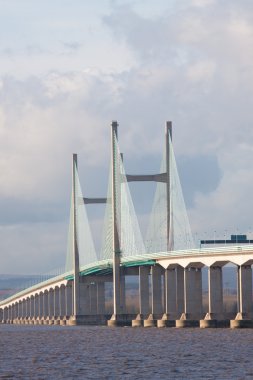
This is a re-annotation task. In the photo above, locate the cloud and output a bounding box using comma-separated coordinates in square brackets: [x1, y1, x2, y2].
[191, 0, 216, 7]
[178, 154, 222, 208]
[61, 41, 83, 52]
[103, 1, 253, 239]
[1, 1, 253, 273]
[0, 222, 67, 274]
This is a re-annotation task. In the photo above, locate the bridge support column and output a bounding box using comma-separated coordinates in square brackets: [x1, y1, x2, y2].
[24, 298, 29, 323]
[26, 298, 30, 323]
[139, 266, 150, 316]
[46, 289, 54, 324]
[59, 285, 66, 323]
[120, 272, 126, 314]
[14, 303, 17, 323]
[90, 283, 97, 315]
[14, 304, 18, 323]
[30, 296, 35, 323]
[2, 307, 7, 323]
[22, 300, 26, 321]
[33, 295, 39, 323]
[15, 302, 18, 322]
[37, 293, 44, 323]
[176, 265, 184, 316]
[42, 291, 48, 323]
[14, 303, 17, 321]
[231, 265, 253, 328]
[6, 307, 9, 323]
[8, 305, 12, 323]
[6, 306, 9, 323]
[97, 282, 105, 315]
[12, 303, 16, 323]
[7, 306, 10, 323]
[11, 304, 14, 322]
[22, 300, 25, 320]
[79, 283, 89, 315]
[7, 305, 11, 323]
[17, 301, 21, 323]
[54, 287, 60, 323]
[151, 265, 163, 317]
[176, 267, 203, 327]
[132, 266, 150, 327]
[200, 266, 227, 328]
[158, 267, 176, 327]
[12, 305, 15, 323]
[165, 268, 176, 315]
[18, 302, 21, 320]
[69, 280, 96, 325]
[17, 302, 21, 321]
[20, 301, 23, 322]
[10, 304, 13, 322]
[16, 302, 20, 322]
[5, 307, 8, 323]
[12, 303, 16, 322]
[2, 307, 5, 323]
[66, 283, 73, 318]
[144, 265, 163, 327]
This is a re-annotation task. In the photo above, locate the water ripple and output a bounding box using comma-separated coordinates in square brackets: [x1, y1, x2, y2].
[0, 325, 252, 379]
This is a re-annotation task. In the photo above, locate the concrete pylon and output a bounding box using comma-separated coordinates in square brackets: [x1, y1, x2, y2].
[157, 267, 176, 327]
[108, 121, 126, 327]
[69, 154, 81, 325]
[176, 266, 203, 328]
[97, 282, 105, 314]
[231, 265, 253, 328]
[132, 265, 150, 327]
[165, 121, 173, 251]
[144, 265, 163, 327]
[200, 265, 229, 328]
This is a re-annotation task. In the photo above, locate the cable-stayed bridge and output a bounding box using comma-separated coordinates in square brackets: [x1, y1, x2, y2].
[0, 121, 252, 328]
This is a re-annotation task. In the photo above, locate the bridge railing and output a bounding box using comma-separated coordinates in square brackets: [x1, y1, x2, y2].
[0, 270, 73, 306]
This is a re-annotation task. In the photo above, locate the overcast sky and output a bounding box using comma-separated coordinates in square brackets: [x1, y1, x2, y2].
[1, 0, 253, 274]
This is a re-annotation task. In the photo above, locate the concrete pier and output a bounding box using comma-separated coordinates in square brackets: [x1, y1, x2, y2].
[231, 265, 253, 328]
[132, 266, 150, 326]
[97, 282, 105, 315]
[157, 267, 176, 327]
[1, 259, 252, 328]
[176, 266, 203, 328]
[200, 265, 227, 328]
[144, 265, 163, 327]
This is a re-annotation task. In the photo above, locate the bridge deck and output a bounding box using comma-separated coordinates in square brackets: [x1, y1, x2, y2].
[1, 244, 253, 306]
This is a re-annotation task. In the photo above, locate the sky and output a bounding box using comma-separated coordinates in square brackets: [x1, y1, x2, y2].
[1, 0, 253, 274]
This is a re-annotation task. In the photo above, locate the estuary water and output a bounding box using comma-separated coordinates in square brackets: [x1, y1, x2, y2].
[0, 325, 252, 379]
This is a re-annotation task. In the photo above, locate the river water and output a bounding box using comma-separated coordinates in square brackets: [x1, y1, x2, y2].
[0, 325, 252, 379]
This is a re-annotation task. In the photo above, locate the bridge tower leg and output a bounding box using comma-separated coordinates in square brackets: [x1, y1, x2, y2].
[69, 153, 81, 325]
[166, 121, 173, 252]
[156, 122, 175, 328]
[108, 121, 125, 327]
